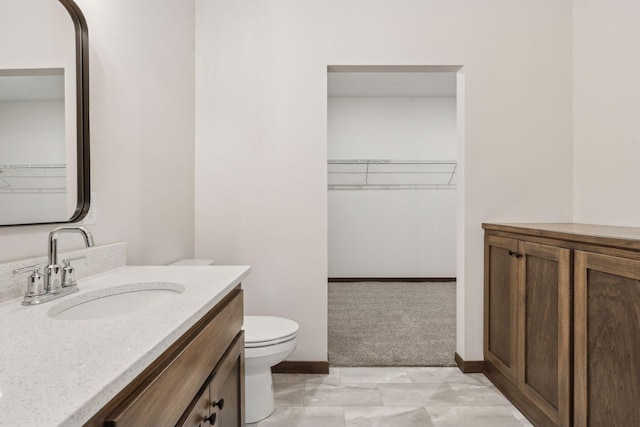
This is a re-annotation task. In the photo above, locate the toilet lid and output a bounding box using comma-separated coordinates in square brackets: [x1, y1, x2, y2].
[243, 316, 299, 345]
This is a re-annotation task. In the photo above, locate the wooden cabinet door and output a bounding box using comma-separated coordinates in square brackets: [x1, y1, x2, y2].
[485, 235, 519, 380]
[517, 242, 571, 427]
[178, 387, 212, 427]
[575, 251, 640, 426]
[209, 332, 245, 427]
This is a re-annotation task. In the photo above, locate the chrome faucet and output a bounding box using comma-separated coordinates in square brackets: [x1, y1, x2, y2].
[46, 226, 94, 292]
[16, 226, 95, 305]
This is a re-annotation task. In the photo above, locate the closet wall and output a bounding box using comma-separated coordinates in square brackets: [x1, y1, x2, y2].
[328, 93, 457, 278]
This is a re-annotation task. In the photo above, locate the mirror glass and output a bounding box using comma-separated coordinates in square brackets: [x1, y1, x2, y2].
[0, 0, 89, 226]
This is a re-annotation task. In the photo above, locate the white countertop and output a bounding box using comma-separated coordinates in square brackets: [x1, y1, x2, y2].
[0, 265, 250, 427]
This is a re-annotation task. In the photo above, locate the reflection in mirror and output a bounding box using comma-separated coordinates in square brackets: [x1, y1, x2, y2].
[0, 69, 68, 223]
[0, 0, 89, 226]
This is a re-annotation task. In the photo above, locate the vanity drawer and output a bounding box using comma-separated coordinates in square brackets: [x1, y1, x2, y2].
[105, 289, 243, 427]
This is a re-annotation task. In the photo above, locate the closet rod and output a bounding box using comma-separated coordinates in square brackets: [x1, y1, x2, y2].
[0, 163, 66, 169]
[328, 184, 455, 190]
[328, 159, 457, 189]
[0, 188, 66, 194]
[328, 159, 455, 164]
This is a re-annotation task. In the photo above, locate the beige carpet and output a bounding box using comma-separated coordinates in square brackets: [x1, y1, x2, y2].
[328, 281, 457, 367]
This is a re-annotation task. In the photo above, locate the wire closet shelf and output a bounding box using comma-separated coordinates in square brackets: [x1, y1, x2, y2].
[328, 159, 456, 190]
[0, 163, 67, 193]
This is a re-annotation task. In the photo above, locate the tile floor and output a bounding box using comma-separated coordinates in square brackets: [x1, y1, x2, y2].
[247, 367, 534, 427]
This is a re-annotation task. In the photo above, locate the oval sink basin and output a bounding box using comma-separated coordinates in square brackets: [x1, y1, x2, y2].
[48, 282, 185, 321]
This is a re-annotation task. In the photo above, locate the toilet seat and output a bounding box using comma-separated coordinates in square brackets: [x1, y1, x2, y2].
[243, 315, 299, 348]
[245, 332, 298, 348]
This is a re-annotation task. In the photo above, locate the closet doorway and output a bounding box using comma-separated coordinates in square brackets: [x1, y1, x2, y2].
[327, 67, 459, 367]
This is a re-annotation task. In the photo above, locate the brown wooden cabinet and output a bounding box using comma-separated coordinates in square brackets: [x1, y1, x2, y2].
[85, 286, 244, 427]
[484, 235, 519, 381]
[209, 330, 245, 427]
[517, 241, 571, 427]
[180, 388, 212, 427]
[485, 235, 571, 426]
[484, 223, 640, 427]
[178, 333, 245, 427]
[574, 251, 640, 427]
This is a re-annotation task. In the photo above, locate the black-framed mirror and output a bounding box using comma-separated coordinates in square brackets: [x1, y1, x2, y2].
[0, 0, 89, 227]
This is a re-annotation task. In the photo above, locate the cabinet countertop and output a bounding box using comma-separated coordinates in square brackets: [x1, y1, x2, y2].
[483, 222, 640, 251]
[0, 265, 250, 427]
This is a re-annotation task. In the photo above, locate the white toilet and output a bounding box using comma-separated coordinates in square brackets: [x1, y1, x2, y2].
[168, 260, 299, 423]
[243, 315, 299, 423]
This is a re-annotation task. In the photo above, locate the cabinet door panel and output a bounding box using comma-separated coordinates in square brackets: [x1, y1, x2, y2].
[485, 235, 519, 380]
[210, 332, 245, 427]
[575, 252, 640, 426]
[518, 242, 571, 427]
[178, 387, 211, 427]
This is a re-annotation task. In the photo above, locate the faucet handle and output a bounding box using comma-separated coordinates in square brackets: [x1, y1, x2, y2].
[61, 256, 86, 288]
[13, 264, 42, 275]
[13, 264, 46, 297]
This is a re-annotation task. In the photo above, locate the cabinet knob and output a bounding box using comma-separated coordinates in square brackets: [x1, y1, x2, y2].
[212, 398, 224, 410]
[205, 412, 217, 425]
[508, 250, 523, 258]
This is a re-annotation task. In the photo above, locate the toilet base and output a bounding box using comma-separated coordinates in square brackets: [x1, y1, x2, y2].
[245, 369, 275, 423]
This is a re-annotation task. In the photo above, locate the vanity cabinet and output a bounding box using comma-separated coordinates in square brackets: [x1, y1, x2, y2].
[484, 223, 640, 427]
[85, 286, 244, 427]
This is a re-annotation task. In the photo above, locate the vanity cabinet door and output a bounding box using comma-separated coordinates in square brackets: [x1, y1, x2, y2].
[574, 251, 640, 426]
[484, 235, 519, 381]
[178, 387, 212, 427]
[517, 242, 571, 427]
[209, 332, 245, 427]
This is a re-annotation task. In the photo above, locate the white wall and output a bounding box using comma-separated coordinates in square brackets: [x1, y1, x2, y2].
[328, 97, 456, 159]
[573, 0, 640, 226]
[329, 190, 456, 277]
[0, 101, 65, 163]
[328, 96, 456, 278]
[195, 0, 573, 361]
[0, 0, 195, 265]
